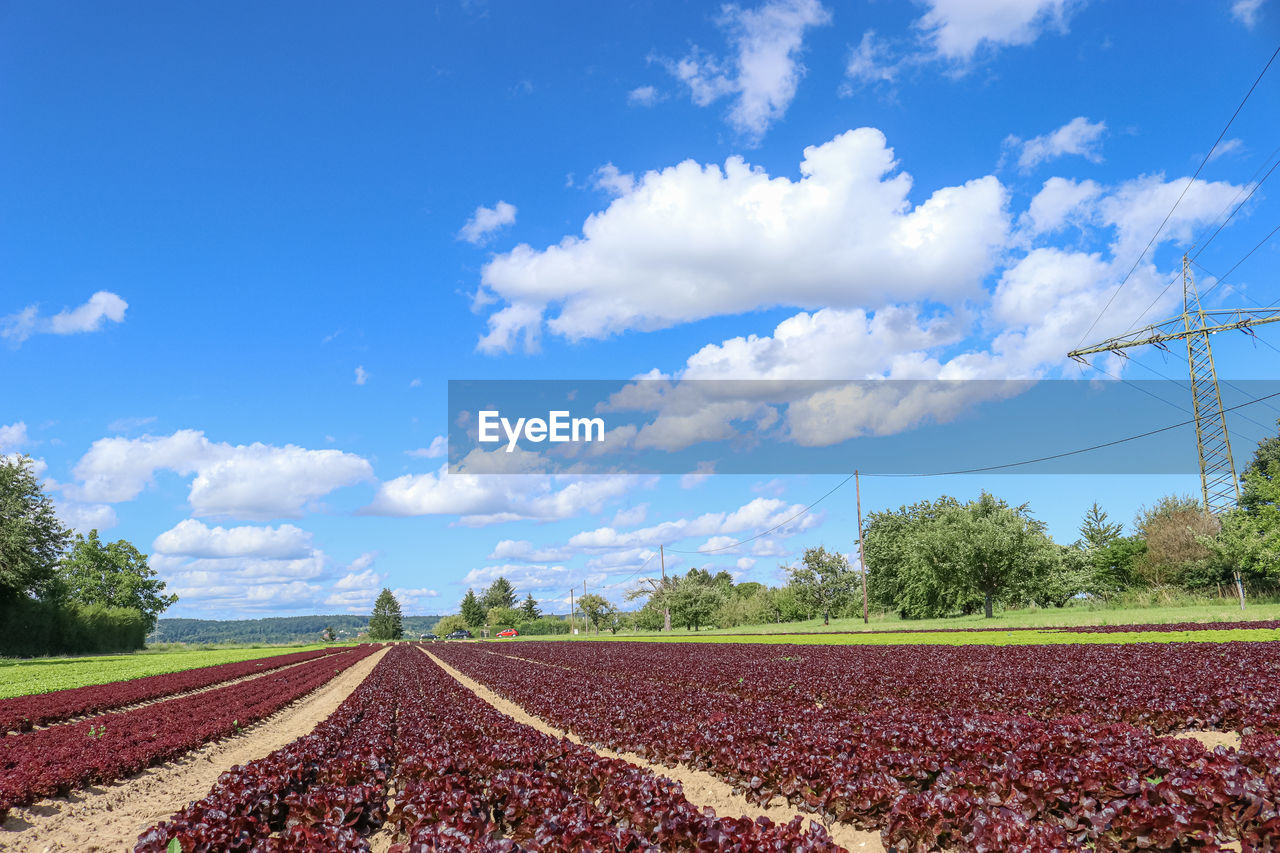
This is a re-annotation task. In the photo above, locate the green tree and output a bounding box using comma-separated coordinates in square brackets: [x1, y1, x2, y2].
[481, 576, 516, 610]
[0, 455, 70, 602]
[59, 531, 177, 631]
[863, 496, 963, 618]
[1240, 421, 1280, 514]
[669, 579, 725, 631]
[577, 593, 615, 634]
[460, 588, 486, 628]
[1033, 546, 1092, 608]
[1089, 536, 1147, 596]
[433, 614, 469, 635]
[487, 605, 521, 629]
[368, 588, 403, 640]
[518, 592, 541, 621]
[1133, 494, 1217, 587]
[923, 492, 1058, 618]
[786, 546, 856, 624]
[323, 625, 336, 642]
[1079, 502, 1123, 549]
[625, 573, 677, 631]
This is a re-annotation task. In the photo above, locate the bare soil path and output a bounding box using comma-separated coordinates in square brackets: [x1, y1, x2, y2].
[0, 646, 388, 853]
[422, 648, 885, 852]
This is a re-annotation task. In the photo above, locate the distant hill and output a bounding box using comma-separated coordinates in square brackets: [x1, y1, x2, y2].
[153, 614, 442, 645]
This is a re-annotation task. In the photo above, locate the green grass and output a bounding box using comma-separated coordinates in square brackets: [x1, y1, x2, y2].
[0, 643, 338, 699]
[563, 626, 1280, 646]
[543, 598, 1280, 642]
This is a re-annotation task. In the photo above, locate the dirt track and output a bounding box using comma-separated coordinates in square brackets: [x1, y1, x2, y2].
[0, 646, 388, 853]
[423, 648, 885, 852]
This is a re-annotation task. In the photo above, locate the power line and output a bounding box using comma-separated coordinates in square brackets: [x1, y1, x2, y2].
[665, 472, 856, 554]
[1122, 146, 1280, 333]
[1075, 42, 1280, 348]
[656, 390, 1280, 559]
[866, 389, 1280, 477]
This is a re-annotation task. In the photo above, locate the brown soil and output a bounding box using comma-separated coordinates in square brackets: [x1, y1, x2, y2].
[1170, 729, 1243, 751]
[0, 646, 389, 853]
[422, 649, 884, 852]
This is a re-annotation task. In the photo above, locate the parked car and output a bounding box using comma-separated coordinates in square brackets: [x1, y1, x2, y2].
[446, 629, 472, 639]
[420, 633, 437, 641]
[496, 628, 519, 638]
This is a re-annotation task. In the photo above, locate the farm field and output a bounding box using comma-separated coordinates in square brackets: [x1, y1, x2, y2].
[0, 643, 343, 699]
[4, 635, 1279, 851]
[606, 600, 1280, 638]
[568, 625, 1280, 645]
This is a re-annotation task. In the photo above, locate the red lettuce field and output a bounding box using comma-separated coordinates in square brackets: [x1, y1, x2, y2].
[0, 644, 378, 817]
[431, 641, 1280, 851]
[9, 637, 1280, 851]
[136, 644, 840, 853]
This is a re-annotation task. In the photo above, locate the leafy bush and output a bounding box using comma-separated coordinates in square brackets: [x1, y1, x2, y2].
[0, 597, 148, 658]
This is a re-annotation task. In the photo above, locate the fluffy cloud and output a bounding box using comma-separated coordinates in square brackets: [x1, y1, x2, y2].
[407, 436, 448, 459]
[362, 464, 644, 526]
[566, 496, 819, 551]
[661, 0, 830, 143]
[916, 0, 1079, 62]
[1023, 177, 1102, 235]
[2, 291, 128, 345]
[354, 366, 369, 385]
[599, 167, 1247, 449]
[0, 422, 27, 452]
[153, 519, 314, 560]
[477, 129, 1009, 351]
[460, 563, 570, 592]
[70, 429, 374, 520]
[58, 502, 118, 533]
[627, 85, 661, 106]
[393, 587, 441, 614]
[488, 540, 575, 562]
[158, 550, 382, 617]
[842, 30, 898, 89]
[1232, 0, 1265, 27]
[1013, 117, 1107, 171]
[459, 201, 518, 244]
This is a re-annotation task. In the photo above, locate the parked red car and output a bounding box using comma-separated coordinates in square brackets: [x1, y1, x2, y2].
[496, 628, 519, 638]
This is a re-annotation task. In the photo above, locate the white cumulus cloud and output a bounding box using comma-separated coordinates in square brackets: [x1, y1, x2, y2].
[1013, 116, 1107, 171]
[661, 0, 831, 143]
[459, 201, 518, 244]
[916, 0, 1079, 63]
[2, 291, 128, 345]
[476, 128, 1009, 352]
[153, 519, 315, 560]
[69, 429, 374, 520]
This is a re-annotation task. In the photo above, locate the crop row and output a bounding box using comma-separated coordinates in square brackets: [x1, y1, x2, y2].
[0, 645, 351, 734]
[432, 643, 1280, 851]
[766, 619, 1280, 636]
[486, 640, 1280, 735]
[138, 644, 843, 852]
[0, 643, 378, 819]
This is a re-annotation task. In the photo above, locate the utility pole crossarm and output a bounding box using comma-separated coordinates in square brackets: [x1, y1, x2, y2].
[1067, 308, 1280, 361]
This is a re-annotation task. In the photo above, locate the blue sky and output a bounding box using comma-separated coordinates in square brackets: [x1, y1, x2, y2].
[3, 0, 1279, 619]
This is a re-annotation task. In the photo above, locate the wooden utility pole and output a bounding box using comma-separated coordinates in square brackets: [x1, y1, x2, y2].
[660, 544, 671, 632]
[855, 470, 868, 624]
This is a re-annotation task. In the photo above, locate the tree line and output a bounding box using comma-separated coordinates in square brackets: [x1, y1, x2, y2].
[1, 455, 177, 656]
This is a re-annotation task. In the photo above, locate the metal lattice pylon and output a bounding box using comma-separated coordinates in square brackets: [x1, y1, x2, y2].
[1069, 254, 1280, 515]
[1181, 257, 1242, 515]
[1069, 255, 1280, 609]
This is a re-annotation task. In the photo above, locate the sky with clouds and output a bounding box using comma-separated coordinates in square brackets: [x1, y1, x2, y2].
[3, 0, 1279, 620]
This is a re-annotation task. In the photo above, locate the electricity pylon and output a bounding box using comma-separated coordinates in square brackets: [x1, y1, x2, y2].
[1068, 255, 1280, 608]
